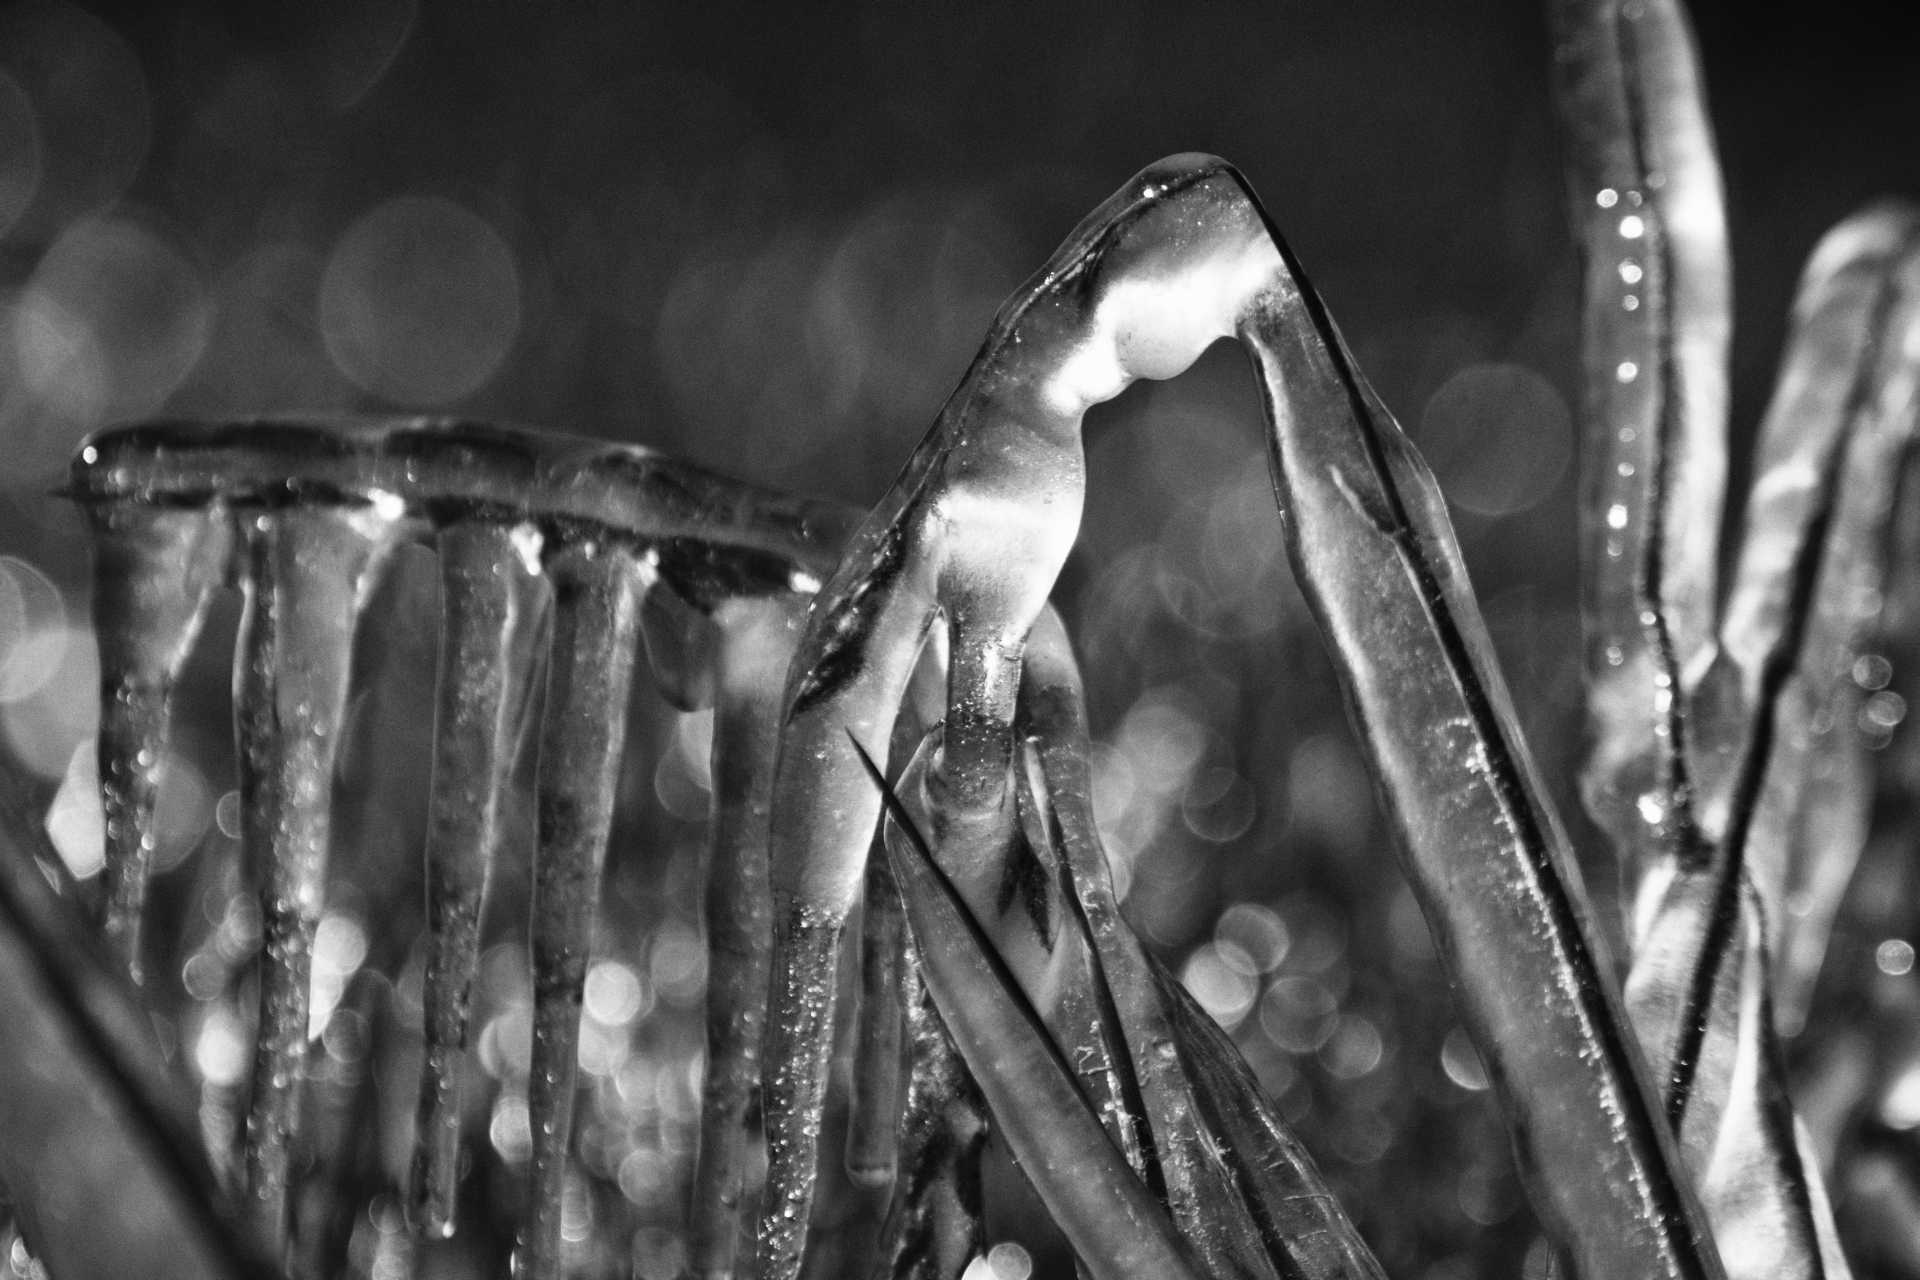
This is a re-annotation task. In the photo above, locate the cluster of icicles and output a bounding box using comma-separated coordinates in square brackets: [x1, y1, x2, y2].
[69, 418, 854, 1276]
[59, 0, 1920, 1275]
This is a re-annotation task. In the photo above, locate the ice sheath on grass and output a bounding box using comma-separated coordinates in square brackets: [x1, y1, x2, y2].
[1554, 0, 1920, 1274]
[756, 151, 1720, 1280]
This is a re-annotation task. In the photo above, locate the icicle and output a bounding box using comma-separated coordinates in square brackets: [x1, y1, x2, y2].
[234, 499, 401, 1248]
[683, 593, 800, 1280]
[847, 836, 908, 1192]
[762, 154, 1714, 1280]
[518, 539, 643, 1280]
[845, 651, 948, 1198]
[408, 519, 547, 1238]
[1548, 0, 1731, 867]
[79, 499, 232, 980]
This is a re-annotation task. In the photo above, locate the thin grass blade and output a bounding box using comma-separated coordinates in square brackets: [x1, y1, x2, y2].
[853, 737, 1207, 1280]
[1019, 610, 1384, 1280]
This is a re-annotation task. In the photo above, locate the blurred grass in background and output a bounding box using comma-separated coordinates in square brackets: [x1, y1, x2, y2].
[0, 1, 1916, 1276]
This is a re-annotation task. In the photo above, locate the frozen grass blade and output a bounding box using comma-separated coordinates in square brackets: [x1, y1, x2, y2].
[519, 540, 643, 1280]
[77, 498, 230, 982]
[878, 963, 989, 1280]
[1019, 612, 1385, 1280]
[1613, 209, 1920, 1280]
[1697, 884, 1851, 1280]
[1549, 0, 1730, 866]
[1619, 208, 1920, 1116]
[1710, 209, 1920, 1026]
[408, 519, 547, 1238]
[852, 737, 1208, 1280]
[1553, 4, 1896, 1272]
[761, 153, 1718, 1280]
[235, 501, 402, 1247]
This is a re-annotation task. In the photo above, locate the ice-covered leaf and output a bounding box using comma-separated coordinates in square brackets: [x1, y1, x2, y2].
[1548, 0, 1730, 867]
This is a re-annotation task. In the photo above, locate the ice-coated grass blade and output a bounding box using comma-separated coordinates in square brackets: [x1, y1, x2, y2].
[1239, 203, 1717, 1280]
[519, 540, 643, 1280]
[78, 499, 231, 982]
[1019, 609, 1386, 1280]
[1708, 209, 1920, 1026]
[1697, 884, 1851, 1280]
[761, 153, 1718, 1280]
[235, 501, 401, 1248]
[1548, 0, 1730, 866]
[878, 964, 989, 1280]
[1613, 209, 1920, 1280]
[852, 738, 1207, 1280]
[1554, 7, 1918, 1264]
[408, 519, 547, 1238]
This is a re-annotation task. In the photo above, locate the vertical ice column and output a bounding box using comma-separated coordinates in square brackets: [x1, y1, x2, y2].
[84, 501, 231, 980]
[844, 846, 906, 1192]
[234, 502, 400, 1248]
[687, 595, 798, 1280]
[519, 540, 643, 1280]
[408, 520, 547, 1237]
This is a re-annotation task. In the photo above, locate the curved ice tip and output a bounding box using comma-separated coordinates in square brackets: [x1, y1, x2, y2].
[1798, 200, 1920, 303]
[1039, 153, 1243, 276]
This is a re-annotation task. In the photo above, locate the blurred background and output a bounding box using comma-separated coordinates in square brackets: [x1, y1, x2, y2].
[1, 0, 1919, 1277]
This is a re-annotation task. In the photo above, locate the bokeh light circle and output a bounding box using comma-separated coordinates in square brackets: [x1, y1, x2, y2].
[0, 74, 41, 238]
[14, 216, 210, 448]
[0, 0, 149, 230]
[320, 195, 521, 404]
[1417, 362, 1572, 518]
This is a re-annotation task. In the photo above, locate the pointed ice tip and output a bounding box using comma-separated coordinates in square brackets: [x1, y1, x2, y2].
[847, 732, 926, 853]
